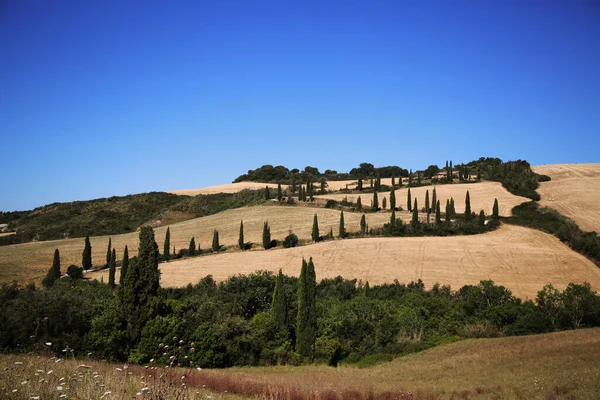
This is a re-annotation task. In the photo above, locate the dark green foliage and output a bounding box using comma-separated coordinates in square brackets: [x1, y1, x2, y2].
[465, 191, 472, 220]
[432, 188, 437, 213]
[390, 209, 396, 227]
[389, 188, 396, 210]
[106, 238, 112, 268]
[239, 220, 245, 250]
[263, 222, 271, 250]
[82, 234, 92, 270]
[188, 237, 197, 256]
[425, 190, 430, 214]
[445, 200, 451, 223]
[484, 160, 543, 200]
[372, 191, 379, 211]
[108, 248, 117, 288]
[283, 233, 299, 248]
[411, 199, 419, 227]
[356, 196, 362, 210]
[479, 210, 486, 226]
[435, 200, 442, 225]
[121, 226, 160, 342]
[297, 258, 317, 358]
[120, 246, 129, 286]
[67, 264, 83, 280]
[382, 197, 387, 210]
[339, 211, 346, 238]
[265, 186, 271, 201]
[163, 228, 170, 261]
[271, 269, 288, 335]
[407, 189, 412, 212]
[493, 198, 499, 220]
[360, 214, 367, 234]
[212, 230, 220, 252]
[42, 249, 61, 288]
[277, 183, 283, 201]
[312, 214, 320, 242]
[357, 177, 363, 191]
[450, 197, 455, 218]
[320, 178, 327, 194]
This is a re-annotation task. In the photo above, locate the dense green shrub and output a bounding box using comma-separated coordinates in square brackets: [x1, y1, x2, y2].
[283, 233, 299, 248]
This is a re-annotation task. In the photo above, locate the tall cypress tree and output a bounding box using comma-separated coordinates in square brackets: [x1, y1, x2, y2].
[296, 258, 317, 359]
[479, 210, 486, 226]
[106, 238, 112, 268]
[407, 188, 412, 212]
[312, 214, 320, 242]
[108, 248, 117, 288]
[372, 191, 379, 211]
[450, 197, 455, 217]
[239, 220, 245, 250]
[163, 228, 170, 261]
[122, 226, 160, 342]
[409, 169, 413, 185]
[382, 197, 387, 210]
[265, 186, 271, 200]
[492, 198, 499, 220]
[339, 211, 346, 238]
[271, 268, 287, 336]
[357, 177, 363, 191]
[390, 188, 396, 210]
[411, 199, 419, 227]
[391, 176, 396, 188]
[431, 188, 437, 214]
[465, 191, 472, 220]
[445, 200, 451, 223]
[263, 221, 271, 249]
[360, 214, 367, 234]
[435, 200, 442, 225]
[356, 196, 362, 211]
[212, 230, 220, 252]
[188, 237, 196, 256]
[277, 183, 283, 201]
[82, 234, 92, 270]
[120, 245, 129, 287]
[42, 249, 61, 288]
[390, 209, 396, 227]
[425, 190, 430, 214]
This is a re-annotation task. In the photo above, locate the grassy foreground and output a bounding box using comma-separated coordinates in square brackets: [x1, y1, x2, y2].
[1, 328, 599, 399]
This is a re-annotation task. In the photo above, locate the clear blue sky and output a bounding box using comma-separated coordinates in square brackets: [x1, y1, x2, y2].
[1, 0, 599, 211]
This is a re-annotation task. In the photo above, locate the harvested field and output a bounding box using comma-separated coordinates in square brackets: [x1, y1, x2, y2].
[168, 181, 279, 196]
[533, 163, 600, 233]
[316, 181, 529, 216]
[97, 224, 600, 300]
[0, 206, 397, 284]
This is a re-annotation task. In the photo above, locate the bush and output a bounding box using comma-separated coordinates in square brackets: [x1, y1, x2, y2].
[324, 199, 338, 209]
[283, 233, 299, 248]
[66, 265, 84, 280]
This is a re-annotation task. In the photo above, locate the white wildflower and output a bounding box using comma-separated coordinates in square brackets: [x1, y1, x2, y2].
[57, 386, 63, 391]
[14, 361, 23, 365]
[45, 342, 52, 346]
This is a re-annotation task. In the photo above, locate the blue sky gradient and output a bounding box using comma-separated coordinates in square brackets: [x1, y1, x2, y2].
[1, 0, 599, 211]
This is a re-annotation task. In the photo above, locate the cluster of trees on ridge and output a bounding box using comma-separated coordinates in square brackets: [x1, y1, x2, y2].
[1, 226, 599, 368]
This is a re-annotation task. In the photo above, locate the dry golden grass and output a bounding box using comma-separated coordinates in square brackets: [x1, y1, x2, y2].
[0, 232, 15, 238]
[315, 181, 529, 217]
[0, 206, 397, 285]
[96, 224, 600, 300]
[203, 328, 600, 399]
[532, 163, 600, 233]
[168, 182, 279, 196]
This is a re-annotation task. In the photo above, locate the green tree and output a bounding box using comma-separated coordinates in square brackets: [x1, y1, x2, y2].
[188, 237, 196, 256]
[312, 214, 320, 242]
[425, 190, 430, 214]
[390, 188, 396, 210]
[42, 249, 61, 288]
[408, 169, 413, 185]
[431, 188, 437, 214]
[320, 178, 327, 194]
[375, 175, 381, 191]
[212, 230, 220, 252]
[263, 222, 271, 250]
[372, 191, 379, 211]
[391, 176, 396, 188]
[390, 209, 396, 227]
[108, 248, 117, 288]
[357, 177, 363, 191]
[271, 269, 287, 336]
[120, 245, 129, 287]
[450, 197, 455, 217]
[382, 197, 387, 210]
[121, 226, 161, 342]
[492, 198, 499, 220]
[407, 188, 412, 212]
[411, 199, 419, 227]
[296, 258, 317, 358]
[356, 196, 362, 211]
[417, 172, 421, 185]
[445, 200, 451, 223]
[265, 186, 271, 201]
[360, 214, 367, 234]
[465, 191, 472, 220]
[339, 211, 346, 238]
[291, 176, 297, 194]
[239, 220, 245, 250]
[435, 200, 442, 225]
[163, 227, 170, 261]
[478, 210, 486, 226]
[106, 237, 112, 268]
[277, 183, 283, 201]
[82, 233, 92, 270]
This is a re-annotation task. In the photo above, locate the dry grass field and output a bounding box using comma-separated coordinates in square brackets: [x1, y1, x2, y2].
[96, 224, 600, 300]
[315, 181, 529, 216]
[201, 328, 600, 399]
[0, 206, 397, 284]
[533, 163, 600, 233]
[0, 232, 15, 237]
[169, 181, 279, 196]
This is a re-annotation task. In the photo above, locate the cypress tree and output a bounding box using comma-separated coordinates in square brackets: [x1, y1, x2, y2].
[425, 190, 430, 214]
[42, 249, 61, 288]
[271, 269, 287, 335]
[265, 186, 271, 200]
[263, 221, 271, 249]
[312, 214, 320, 242]
[445, 200, 451, 223]
[435, 200, 442, 225]
[106, 238, 112, 268]
[431, 188, 437, 214]
[409, 169, 413, 185]
[357, 177, 363, 191]
[370, 178, 373, 188]
[390, 188, 396, 210]
[212, 230, 220, 252]
[360, 214, 367, 234]
[339, 211, 346, 238]
[492, 198, 499, 220]
[390, 209, 396, 227]
[188, 237, 196, 256]
[375, 175, 381, 191]
[356, 196, 362, 210]
[119, 245, 129, 287]
[450, 197, 455, 217]
[163, 227, 170, 261]
[277, 183, 283, 201]
[479, 210, 486, 226]
[407, 188, 412, 212]
[296, 258, 317, 358]
[239, 220, 245, 250]
[108, 248, 116, 288]
[391, 176, 396, 188]
[417, 172, 421, 185]
[328, 227, 334, 239]
[82, 233, 92, 270]
[465, 191, 472, 220]
[320, 178, 327, 194]
[411, 199, 419, 227]
[122, 226, 160, 342]
[382, 197, 387, 210]
[372, 191, 379, 211]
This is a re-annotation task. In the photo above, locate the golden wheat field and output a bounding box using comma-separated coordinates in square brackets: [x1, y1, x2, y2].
[96, 223, 600, 300]
[168, 181, 280, 196]
[533, 163, 600, 233]
[315, 181, 528, 216]
[0, 206, 397, 284]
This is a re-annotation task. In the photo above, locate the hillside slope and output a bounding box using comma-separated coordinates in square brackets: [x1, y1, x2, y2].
[532, 163, 600, 233]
